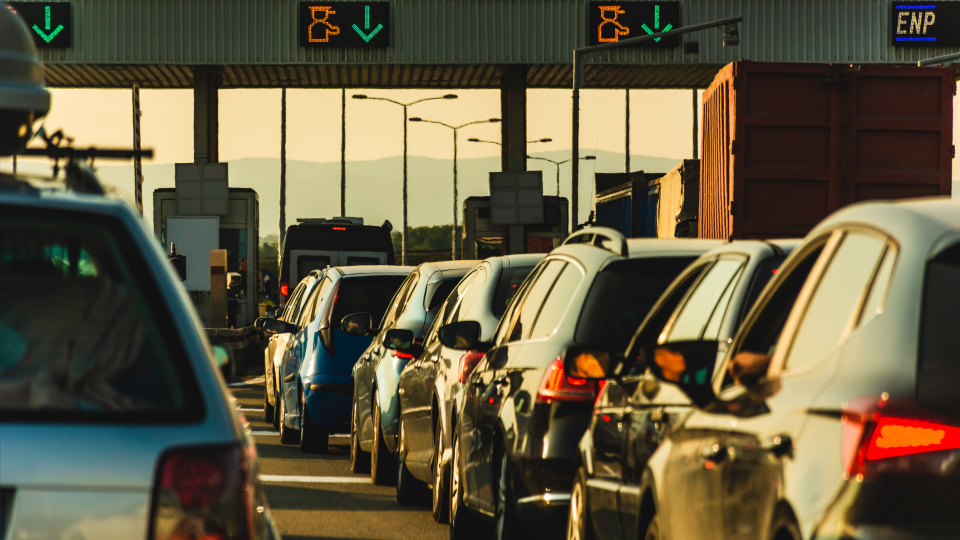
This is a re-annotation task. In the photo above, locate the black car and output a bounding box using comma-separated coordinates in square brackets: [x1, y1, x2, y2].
[565, 239, 797, 540]
[440, 229, 721, 540]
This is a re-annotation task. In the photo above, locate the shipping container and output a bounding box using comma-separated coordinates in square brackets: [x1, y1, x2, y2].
[593, 171, 663, 238]
[699, 61, 955, 240]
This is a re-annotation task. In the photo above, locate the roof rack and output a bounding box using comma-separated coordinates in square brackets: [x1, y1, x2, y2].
[562, 227, 628, 256]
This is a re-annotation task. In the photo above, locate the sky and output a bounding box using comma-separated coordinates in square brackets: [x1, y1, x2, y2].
[4, 87, 958, 230]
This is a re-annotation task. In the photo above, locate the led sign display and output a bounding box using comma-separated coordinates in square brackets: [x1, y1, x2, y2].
[891, 2, 960, 47]
[6, 2, 72, 48]
[587, 2, 681, 47]
[298, 2, 389, 47]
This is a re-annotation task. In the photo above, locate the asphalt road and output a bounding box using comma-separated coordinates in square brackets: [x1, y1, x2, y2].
[230, 378, 450, 540]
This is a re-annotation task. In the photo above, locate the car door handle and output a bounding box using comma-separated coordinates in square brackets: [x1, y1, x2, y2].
[702, 443, 729, 462]
[763, 435, 794, 457]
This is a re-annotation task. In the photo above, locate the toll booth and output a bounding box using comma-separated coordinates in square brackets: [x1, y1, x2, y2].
[461, 196, 568, 259]
[153, 187, 259, 328]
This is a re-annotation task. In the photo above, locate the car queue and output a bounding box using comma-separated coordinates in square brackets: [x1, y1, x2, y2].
[260, 196, 959, 540]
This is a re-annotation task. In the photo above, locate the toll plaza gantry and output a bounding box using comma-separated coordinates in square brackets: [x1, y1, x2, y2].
[19, 0, 959, 230]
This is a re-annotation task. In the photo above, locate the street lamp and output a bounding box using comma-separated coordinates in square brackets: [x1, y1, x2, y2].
[409, 117, 501, 260]
[467, 137, 552, 145]
[352, 93, 458, 265]
[527, 154, 596, 196]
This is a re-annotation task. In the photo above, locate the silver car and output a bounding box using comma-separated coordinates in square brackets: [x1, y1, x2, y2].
[0, 176, 279, 540]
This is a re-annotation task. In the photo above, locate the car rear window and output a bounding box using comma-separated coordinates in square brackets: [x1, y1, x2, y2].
[492, 266, 536, 319]
[576, 257, 697, 352]
[918, 241, 960, 416]
[425, 279, 460, 312]
[0, 208, 202, 422]
[331, 275, 407, 328]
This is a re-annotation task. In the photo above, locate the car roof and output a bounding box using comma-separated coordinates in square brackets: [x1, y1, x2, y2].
[497, 253, 546, 268]
[333, 265, 415, 277]
[1, 181, 131, 215]
[697, 239, 802, 260]
[418, 260, 482, 273]
[811, 197, 960, 237]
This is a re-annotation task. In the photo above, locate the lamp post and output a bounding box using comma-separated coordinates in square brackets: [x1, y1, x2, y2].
[527, 155, 596, 196]
[409, 117, 501, 260]
[352, 93, 458, 265]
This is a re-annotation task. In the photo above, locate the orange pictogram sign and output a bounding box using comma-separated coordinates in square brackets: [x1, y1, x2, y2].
[308, 6, 340, 42]
[598, 6, 629, 42]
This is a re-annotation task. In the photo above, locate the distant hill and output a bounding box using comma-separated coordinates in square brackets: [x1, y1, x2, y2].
[16, 151, 685, 235]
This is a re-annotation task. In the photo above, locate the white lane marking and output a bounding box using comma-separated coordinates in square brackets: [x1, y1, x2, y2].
[251, 430, 279, 435]
[229, 376, 265, 387]
[260, 475, 371, 484]
[238, 407, 260, 412]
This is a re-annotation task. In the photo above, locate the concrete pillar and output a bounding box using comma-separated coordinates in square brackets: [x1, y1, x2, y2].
[500, 65, 527, 255]
[194, 66, 219, 164]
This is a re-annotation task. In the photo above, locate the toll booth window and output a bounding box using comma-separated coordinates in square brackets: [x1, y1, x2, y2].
[299, 256, 331, 279]
[476, 237, 505, 259]
[0, 214, 198, 421]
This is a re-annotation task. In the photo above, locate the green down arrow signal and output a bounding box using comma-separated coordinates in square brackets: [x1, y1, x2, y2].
[640, 22, 673, 42]
[352, 6, 383, 42]
[32, 6, 64, 43]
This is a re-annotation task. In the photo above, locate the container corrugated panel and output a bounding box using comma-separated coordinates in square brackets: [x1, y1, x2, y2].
[699, 61, 954, 241]
[35, 0, 956, 67]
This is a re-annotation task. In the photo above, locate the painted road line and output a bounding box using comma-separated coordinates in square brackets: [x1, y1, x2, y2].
[229, 376, 265, 387]
[251, 430, 279, 435]
[260, 475, 371, 484]
[238, 407, 261, 412]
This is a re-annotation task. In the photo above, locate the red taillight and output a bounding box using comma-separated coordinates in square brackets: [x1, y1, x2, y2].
[280, 282, 289, 296]
[842, 397, 960, 479]
[152, 445, 253, 540]
[536, 359, 603, 403]
[332, 227, 346, 231]
[459, 350, 485, 383]
[391, 350, 414, 359]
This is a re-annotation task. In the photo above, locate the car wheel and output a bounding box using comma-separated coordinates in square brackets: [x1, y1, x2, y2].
[643, 515, 661, 540]
[432, 416, 450, 523]
[263, 369, 275, 423]
[450, 426, 484, 540]
[350, 395, 371, 474]
[278, 388, 299, 444]
[271, 376, 281, 430]
[396, 415, 429, 505]
[567, 467, 593, 540]
[299, 391, 329, 453]
[495, 449, 528, 540]
[370, 390, 396, 486]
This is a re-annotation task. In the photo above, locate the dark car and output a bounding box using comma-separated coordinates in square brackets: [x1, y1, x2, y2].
[348, 261, 479, 484]
[440, 229, 722, 540]
[570, 198, 960, 540]
[564, 239, 798, 540]
[393, 254, 544, 519]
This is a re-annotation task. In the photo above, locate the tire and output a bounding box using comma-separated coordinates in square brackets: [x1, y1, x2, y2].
[263, 375, 275, 423]
[431, 416, 450, 523]
[396, 415, 429, 505]
[643, 515, 661, 540]
[450, 426, 485, 540]
[567, 467, 593, 540]
[299, 392, 329, 453]
[271, 376, 281, 430]
[370, 391, 396, 486]
[495, 449, 529, 540]
[350, 395, 371, 474]
[278, 387, 299, 444]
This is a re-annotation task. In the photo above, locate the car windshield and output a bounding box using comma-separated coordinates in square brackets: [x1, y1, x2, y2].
[492, 266, 535, 319]
[576, 257, 697, 352]
[0, 209, 199, 421]
[331, 275, 407, 328]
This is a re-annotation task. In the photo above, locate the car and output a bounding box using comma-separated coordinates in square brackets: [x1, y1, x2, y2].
[393, 254, 545, 518]
[265, 265, 412, 452]
[564, 238, 799, 540]
[0, 172, 280, 540]
[261, 271, 323, 429]
[439, 228, 722, 540]
[277, 217, 395, 307]
[571, 198, 960, 540]
[348, 260, 480, 484]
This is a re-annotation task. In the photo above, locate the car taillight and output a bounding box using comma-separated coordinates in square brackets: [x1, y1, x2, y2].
[280, 282, 289, 297]
[391, 350, 414, 359]
[151, 445, 253, 540]
[537, 358, 604, 403]
[459, 350, 485, 383]
[842, 396, 960, 480]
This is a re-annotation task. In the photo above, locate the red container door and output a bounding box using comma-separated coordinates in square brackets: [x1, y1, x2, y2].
[699, 65, 734, 241]
[843, 68, 954, 204]
[733, 63, 840, 239]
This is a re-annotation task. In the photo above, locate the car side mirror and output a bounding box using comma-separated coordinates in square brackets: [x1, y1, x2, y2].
[647, 340, 719, 408]
[384, 328, 415, 350]
[562, 346, 623, 380]
[254, 317, 268, 331]
[341, 312, 372, 336]
[263, 318, 297, 335]
[438, 321, 482, 351]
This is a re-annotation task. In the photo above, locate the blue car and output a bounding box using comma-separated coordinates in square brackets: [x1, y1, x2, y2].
[269, 265, 412, 452]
